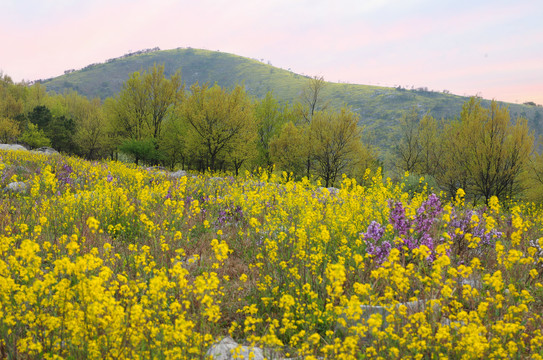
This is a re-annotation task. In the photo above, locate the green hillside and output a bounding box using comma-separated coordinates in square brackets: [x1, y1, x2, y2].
[40, 47, 543, 146]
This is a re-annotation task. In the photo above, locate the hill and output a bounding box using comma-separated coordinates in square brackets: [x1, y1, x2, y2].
[39, 47, 543, 147]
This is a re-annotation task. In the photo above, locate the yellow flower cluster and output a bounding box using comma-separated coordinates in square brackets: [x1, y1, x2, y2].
[1, 149, 543, 359]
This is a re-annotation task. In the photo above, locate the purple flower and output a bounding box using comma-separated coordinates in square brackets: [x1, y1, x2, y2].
[366, 239, 392, 264]
[389, 201, 410, 236]
[364, 221, 385, 241]
[56, 163, 75, 186]
[415, 194, 442, 234]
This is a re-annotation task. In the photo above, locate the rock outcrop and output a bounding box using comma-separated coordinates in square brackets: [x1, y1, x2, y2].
[169, 170, 187, 178]
[34, 147, 59, 155]
[0, 144, 27, 151]
[5, 182, 27, 193]
[206, 337, 265, 360]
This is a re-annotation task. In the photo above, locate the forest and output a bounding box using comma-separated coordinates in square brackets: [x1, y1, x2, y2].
[1, 64, 542, 204]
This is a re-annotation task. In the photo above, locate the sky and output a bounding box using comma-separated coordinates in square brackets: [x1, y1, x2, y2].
[2, 0, 542, 104]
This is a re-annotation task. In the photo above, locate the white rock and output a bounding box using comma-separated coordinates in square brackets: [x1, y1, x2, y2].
[460, 277, 482, 290]
[206, 337, 264, 360]
[169, 170, 187, 178]
[0, 144, 27, 151]
[5, 181, 27, 192]
[34, 147, 59, 155]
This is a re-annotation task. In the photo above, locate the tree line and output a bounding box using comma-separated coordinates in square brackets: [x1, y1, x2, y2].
[1, 66, 542, 202]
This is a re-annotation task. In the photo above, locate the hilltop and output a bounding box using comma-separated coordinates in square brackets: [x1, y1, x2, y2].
[39, 47, 543, 145]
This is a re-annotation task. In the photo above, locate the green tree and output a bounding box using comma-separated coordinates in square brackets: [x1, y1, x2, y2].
[394, 106, 422, 174]
[254, 92, 286, 173]
[107, 64, 183, 164]
[74, 98, 112, 159]
[0, 73, 25, 120]
[19, 123, 51, 149]
[160, 108, 189, 170]
[24, 83, 48, 112]
[110, 71, 150, 141]
[298, 75, 329, 124]
[525, 140, 543, 203]
[310, 108, 372, 187]
[48, 115, 77, 153]
[27, 104, 77, 153]
[28, 105, 53, 130]
[0, 117, 20, 143]
[269, 122, 306, 181]
[119, 138, 163, 166]
[435, 119, 470, 196]
[296, 76, 330, 177]
[436, 98, 534, 202]
[227, 117, 257, 176]
[414, 113, 442, 177]
[182, 83, 255, 171]
[109, 64, 182, 141]
[144, 64, 183, 140]
[463, 99, 533, 202]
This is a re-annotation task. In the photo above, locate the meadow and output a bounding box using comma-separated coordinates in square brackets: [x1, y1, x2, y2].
[1, 149, 543, 359]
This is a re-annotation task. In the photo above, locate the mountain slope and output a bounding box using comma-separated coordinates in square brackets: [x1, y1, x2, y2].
[40, 48, 543, 147]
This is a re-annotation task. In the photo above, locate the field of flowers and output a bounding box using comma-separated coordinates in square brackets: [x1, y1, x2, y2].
[1, 149, 543, 359]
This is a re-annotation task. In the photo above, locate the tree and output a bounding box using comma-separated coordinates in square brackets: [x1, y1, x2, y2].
[435, 119, 470, 196]
[298, 76, 329, 124]
[310, 108, 371, 187]
[253, 92, 286, 173]
[19, 123, 50, 149]
[415, 113, 442, 177]
[109, 72, 145, 141]
[182, 83, 255, 171]
[28, 105, 53, 130]
[160, 112, 188, 170]
[395, 106, 422, 174]
[525, 139, 543, 203]
[270, 122, 306, 181]
[74, 98, 112, 159]
[228, 126, 257, 176]
[144, 64, 183, 140]
[25, 83, 48, 112]
[0, 74, 25, 120]
[27, 104, 77, 153]
[0, 117, 20, 143]
[109, 64, 182, 141]
[463, 99, 533, 202]
[435, 98, 534, 203]
[296, 75, 330, 178]
[108, 64, 183, 164]
[48, 115, 77, 153]
[119, 138, 163, 165]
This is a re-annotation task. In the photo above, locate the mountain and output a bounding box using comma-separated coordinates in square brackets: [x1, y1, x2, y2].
[39, 47, 543, 147]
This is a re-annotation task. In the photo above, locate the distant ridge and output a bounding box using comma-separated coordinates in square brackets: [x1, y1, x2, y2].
[39, 47, 543, 148]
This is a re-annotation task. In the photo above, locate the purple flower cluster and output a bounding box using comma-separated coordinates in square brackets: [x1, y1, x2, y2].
[362, 221, 391, 264]
[215, 204, 244, 226]
[447, 209, 502, 255]
[389, 201, 410, 237]
[415, 194, 442, 234]
[364, 194, 443, 264]
[362, 193, 502, 265]
[56, 164, 74, 186]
